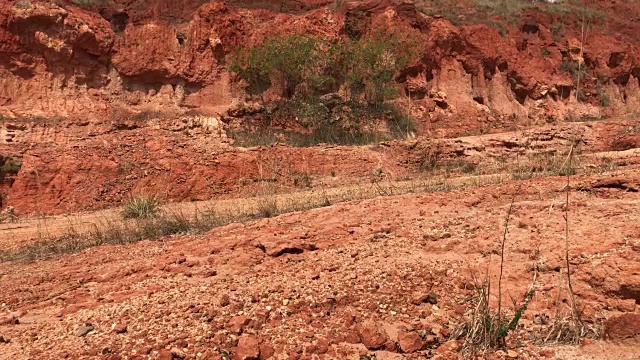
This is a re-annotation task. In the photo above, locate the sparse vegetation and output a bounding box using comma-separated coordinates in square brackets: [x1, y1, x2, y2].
[550, 22, 564, 41]
[229, 34, 322, 98]
[230, 31, 419, 104]
[558, 59, 587, 85]
[15, 0, 32, 9]
[0, 211, 197, 262]
[544, 145, 600, 344]
[121, 196, 161, 219]
[255, 196, 279, 218]
[0, 145, 621, 263]
[228, 31, 419, 144]
[416, 0, 606, 30]
[596, 80, 611, 107]
[454, 144, 606, 352]
[1, 155, 22, 175]
[455, 187, 537, 350]
[473, 0, 535, 23]
[72, 0, 109, 8]
[0, 158, 21, 175]
[558, 58, 593, 103]
[227, 100, 415, 147]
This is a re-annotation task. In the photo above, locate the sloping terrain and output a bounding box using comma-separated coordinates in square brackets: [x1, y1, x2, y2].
[1, 169, 639, 359]
[1, 1, 640, 359]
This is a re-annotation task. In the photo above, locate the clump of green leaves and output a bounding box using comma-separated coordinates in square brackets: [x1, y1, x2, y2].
[228, 31, 420, 105]
[0, 158, 21, 175]
[454, 278, 536, 350]
[558, 59, 589, 88]
[335, 32, 419, 105]
[229, 34, 322, 98]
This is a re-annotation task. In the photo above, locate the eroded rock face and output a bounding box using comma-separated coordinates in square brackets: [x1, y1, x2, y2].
[1, 0, 640, 215]
[1, 0, 639, 124]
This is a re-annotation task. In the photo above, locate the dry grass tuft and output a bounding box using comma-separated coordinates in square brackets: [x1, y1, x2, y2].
[455, 272, 536, 351]
[454, 187, 537, 351]
[121, 196, 161, 219]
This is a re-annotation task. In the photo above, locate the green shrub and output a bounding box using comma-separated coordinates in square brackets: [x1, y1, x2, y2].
[0, 159, 21, 174]
[228, 32, 419, 144]
[229, 31, 419, 105]
[558, 59, 588, 86]
[321, 31, 421, 105]
[473, 0, 535, 23]
[229, 34, 322, 98]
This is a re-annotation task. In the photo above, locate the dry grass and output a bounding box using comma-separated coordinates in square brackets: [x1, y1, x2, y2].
[544, 146, 601, 344]
[0, 147, 621, 263]
[0, 174, 493, 263]
[455, 271, 536, 352]
[418, 0, 606, 28]
[121, 196, 161, 219]
[453, 145, 607, 351]
[454, 186, 537, 352]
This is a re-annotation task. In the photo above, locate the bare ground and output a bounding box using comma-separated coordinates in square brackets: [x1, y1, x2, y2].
[0, 164, 639, 359]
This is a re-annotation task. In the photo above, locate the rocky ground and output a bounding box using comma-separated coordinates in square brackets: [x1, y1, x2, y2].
[0, 165, 639, 359]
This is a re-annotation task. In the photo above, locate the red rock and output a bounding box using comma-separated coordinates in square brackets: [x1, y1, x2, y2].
[357, 320, 389, 350]
[344, 330, 360, 344]
[170, 348, 186, 359]
[113, 323, 127, 334]
[398, 331, 424, 353]
[539, 349, 555, 358]
[383, 340, 397, 352]
[220, 294, 231, 307]
[315, 338, 330, 354]
[0, 315, 18, 326]
[158, 349, 172, 360]
[227, 316, 250, 334]
[202, 269, 218, 277]
[304, 344, 316, 354]
[581, 337, 594, 346]
[604, 313, 640, 340]
[260, 343, 275, 359]
[235, 335, 260, 360]
[436, 340, 459, 354]
[412, 291, 438, 305]
[424, 335, 437, 345]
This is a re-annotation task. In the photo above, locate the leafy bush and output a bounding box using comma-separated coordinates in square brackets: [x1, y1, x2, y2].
[228, 32, 420, 145]
[229, 34, 322, 98]
[229, 31, 419, 104]
[335, 33, 419, 105]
